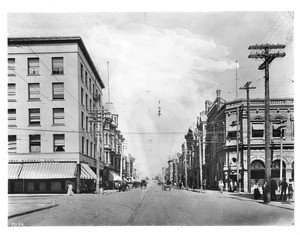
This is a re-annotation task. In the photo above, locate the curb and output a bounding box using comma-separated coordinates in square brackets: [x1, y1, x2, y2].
[8, 204, 58, 219]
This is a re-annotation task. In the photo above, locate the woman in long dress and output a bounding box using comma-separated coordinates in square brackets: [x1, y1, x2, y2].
[253, 180, 261, 199]
[67, 183, 74, 196]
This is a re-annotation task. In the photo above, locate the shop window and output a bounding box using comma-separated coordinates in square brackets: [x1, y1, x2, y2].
[53, 108, 64, 125]
[52, 83, 64, 100]
[51, 182, 62, 191]
[29, 135, 41, 153]
[39, 182, 46, 191]
[54, 134, 65, 152]
[13, 182, 23, 192]
[28, 83, 40, 100]
[28, 58, 39, 75]
[27, 182, 35, 192]
[29, 108, 40, 125]
[52, 57, 64, 74]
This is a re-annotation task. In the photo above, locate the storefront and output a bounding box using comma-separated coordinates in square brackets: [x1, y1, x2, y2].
[8, 162, 97, 194]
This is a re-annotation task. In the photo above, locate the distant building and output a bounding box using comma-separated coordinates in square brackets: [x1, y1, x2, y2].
[8, 37, 105, 194]
[102, 102, 124, 188]
[204, 90, 294, 191]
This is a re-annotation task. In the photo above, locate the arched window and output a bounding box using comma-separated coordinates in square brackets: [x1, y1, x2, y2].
[271, 159, 286, 178]
[250, 160, 265, 179]
[250, 160, 265, 169]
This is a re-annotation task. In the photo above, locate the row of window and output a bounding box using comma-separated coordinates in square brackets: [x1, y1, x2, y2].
[8, 134, 65, 153]
[227, 122, 294, 140]
[8, 83, 64, 101]
[8, 134, 95, 157]
[8, 108, 65, 126]
[8, 57, 101, 104]
[8, 57, 64, 76]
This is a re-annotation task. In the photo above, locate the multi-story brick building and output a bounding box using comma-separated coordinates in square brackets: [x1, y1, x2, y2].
[8, 37, 105, 194]
[204, 90, 294, 191]
[102, 102, 124, 189]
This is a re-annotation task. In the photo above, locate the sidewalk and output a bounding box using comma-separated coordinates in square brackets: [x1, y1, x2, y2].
[180, 187, 294, 210]
[8, 190, 119, 219]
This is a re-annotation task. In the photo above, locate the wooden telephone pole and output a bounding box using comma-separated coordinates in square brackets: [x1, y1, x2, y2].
[248, 44, 286, 203]
[240, 82, 256, 193]
[89, 107, 109, 194]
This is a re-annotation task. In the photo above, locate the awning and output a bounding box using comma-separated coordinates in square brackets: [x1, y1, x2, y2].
[81, 163, 97, 180]
[252, 124, 264, 130]
[8, 164, 22, 179]
[273, 123, 286, 130]
[228, 125, 237, 132]
[109, 170, 122, 181]
[18, 162, 76, 179]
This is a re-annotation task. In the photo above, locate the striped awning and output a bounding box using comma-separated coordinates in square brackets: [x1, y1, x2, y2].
[18, 162, 76, 179]
[8, 164, 22, 179]
[109, 170, 122, 181]
[81, 163, 97, 179]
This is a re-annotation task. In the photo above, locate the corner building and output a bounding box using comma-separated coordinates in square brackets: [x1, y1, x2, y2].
[8, 37, 105, 194]
[205, 90, 294, 191]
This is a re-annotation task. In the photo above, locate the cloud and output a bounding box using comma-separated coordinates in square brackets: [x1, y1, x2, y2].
[85, 23, 237, 176]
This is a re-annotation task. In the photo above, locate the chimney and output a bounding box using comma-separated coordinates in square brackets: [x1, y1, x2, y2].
[216, 89, 221, 98]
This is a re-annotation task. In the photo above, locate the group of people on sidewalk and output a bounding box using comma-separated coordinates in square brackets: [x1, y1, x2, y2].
[253, 178, 294, 204]
[216, 178, 294, 204]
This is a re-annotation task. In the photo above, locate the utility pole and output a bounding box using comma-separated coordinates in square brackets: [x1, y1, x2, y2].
[195, 121, 203, 190]
[184, 143, 188, 188]
[236, 106, 240, 193]
[279, 121, 286, 182]
[236, 61, 238, 99]
[89, 107, 109, 194]
[249, 44, 286, 203]
[240, 82, 256, 193]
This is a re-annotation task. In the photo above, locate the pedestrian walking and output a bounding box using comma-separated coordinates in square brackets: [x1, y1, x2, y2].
[287, 178, 294, 203]
[179, 180, 182, 189]
[67, 183, 74, 196]
[218, 180, 224, 193]
[262, 180, 270, 204]
[253, 180, 261, 200]
[229, 179, 234, 192]
[270, 178, 277, 201]
[203, 179, 207, 190]
[279, 178, 288, 201]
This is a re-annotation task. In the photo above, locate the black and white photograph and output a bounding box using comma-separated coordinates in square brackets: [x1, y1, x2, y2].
[2, 0, 299, 231]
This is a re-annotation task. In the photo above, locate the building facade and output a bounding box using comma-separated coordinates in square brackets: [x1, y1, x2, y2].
[204, 90, 294, 191]
[102, 102, 124, 189]
[8, 37, 105, 194]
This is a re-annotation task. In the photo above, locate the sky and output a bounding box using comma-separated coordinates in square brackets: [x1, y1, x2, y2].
[6, 11, 294, 178]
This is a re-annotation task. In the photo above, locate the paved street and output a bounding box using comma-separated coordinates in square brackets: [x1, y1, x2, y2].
[8, 182, 294, 226]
